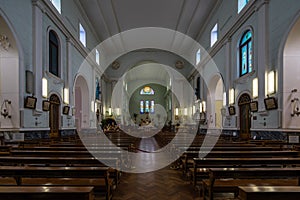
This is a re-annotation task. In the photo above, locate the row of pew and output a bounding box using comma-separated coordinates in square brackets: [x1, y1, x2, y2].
[158, 130, 300, 200]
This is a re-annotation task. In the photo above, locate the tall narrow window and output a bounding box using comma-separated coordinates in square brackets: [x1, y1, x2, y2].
[150, 100, 155, 113]
[140, 101, 144, 114]
[238, 0, 250, 13]
[196, 49, 201, 65]
[239, 30, 252, 76]
[145, 101, 150, 113]
[211, 23, 218, 47]
[49, 0, 61, 13]
[95, 49, 100, 65]
[49, 30, 59, 77]
[79, 23, 86, 47]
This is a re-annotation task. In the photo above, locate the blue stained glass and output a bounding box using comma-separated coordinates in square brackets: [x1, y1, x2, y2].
[241, 31, 252, 45]
[145, 101, 149, 113]
[150, 100, 155, 113]
[241, 46, 247, 75]
[248, 41, 252, 73]
[140, 101, 144, 114]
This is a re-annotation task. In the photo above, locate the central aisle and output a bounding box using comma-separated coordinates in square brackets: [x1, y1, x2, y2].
[111, 137, 200, 200]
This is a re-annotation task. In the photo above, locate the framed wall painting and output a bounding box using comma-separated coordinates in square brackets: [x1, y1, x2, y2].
[24, 96, 37, 109]
[264, 97, 278, 110]
[228, 106, 236, 115]
[62, 106, 70, 115]
[249, 101, 258, 112]
[42, 100, 50, 111]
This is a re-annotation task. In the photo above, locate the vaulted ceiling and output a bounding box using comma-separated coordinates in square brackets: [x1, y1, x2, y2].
[78, 0, 218, 80]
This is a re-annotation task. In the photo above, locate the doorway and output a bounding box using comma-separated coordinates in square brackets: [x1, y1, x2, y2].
[49, 94, 60, 138]
[238, 93, 251, 140]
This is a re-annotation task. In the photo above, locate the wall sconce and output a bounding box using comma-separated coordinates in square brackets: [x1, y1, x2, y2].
[267, 70, 276, 94]
[229, 88, 235, 104]
[175, 108, 179, 116]
[91, 100, 95, 112]
[202, 101, 206, 112]
[252, 78, 258, 98]
[223, 92, 227, 107]
[1, 100, 11, 118]
[108, 107, 112, 115]
[199, 102, 203, 113]
[42, 78, 48, 98]
[63, 88, 69, 104]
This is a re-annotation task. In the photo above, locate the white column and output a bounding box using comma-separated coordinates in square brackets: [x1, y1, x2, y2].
[32, 0, 44, 110]
[256, 0, 270, 110]
[224, 37, 232, 106]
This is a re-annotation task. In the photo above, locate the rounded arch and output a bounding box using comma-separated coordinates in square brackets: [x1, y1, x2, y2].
[49, 93, 61, 138]
[207, 73, 225, 128]
[234, 26, 255, 78]
[74, 74, 90, 131]
[46, 26, 62, 77]
[237, 91, 252, 140]
[0, 11, 24, 129]
[280, 13, 300, 129]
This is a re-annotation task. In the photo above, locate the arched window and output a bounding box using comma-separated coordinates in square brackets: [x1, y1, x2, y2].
[239, 30, 252, 76]
[140, 86, 154, 95]
[49, 30, 59, 77]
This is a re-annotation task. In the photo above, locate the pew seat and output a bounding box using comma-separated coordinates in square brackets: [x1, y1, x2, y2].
[0, 186, 94, 200]
[238, 186, 300, 200]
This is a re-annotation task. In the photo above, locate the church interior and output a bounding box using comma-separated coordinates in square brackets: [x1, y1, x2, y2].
[1, 0, 300, 199]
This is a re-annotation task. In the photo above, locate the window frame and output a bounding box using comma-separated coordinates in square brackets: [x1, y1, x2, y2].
[79, 23, 86, 47]
[49, 30, 60, 77]
[239, 30, 252, 77]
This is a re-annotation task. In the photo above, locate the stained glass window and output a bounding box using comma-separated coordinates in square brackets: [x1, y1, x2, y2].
[95, 77, 100, 100]
[239, 30, 252, 76]
[145, 101, 150, 113]
[140, 101, 144, 114]
[150, 100, 155, 113]
[140, 86, 154, 95]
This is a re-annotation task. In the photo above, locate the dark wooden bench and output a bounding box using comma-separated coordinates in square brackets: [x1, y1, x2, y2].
[0, 186, 94, 200]
[238, 186, 300, 200]
[181, 150, 299, 175]
[0, 166, 112, 200]
[203, 167, 300, 200]
[191, 157, 300, 187]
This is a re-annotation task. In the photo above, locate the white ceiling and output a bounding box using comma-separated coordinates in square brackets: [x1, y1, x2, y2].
[78, 0, 218, 80]
[79, 0, 217, 41]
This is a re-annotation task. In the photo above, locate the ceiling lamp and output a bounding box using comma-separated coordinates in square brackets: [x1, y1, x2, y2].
[175, 60, 184, 69]
[111, 61, 120, 70]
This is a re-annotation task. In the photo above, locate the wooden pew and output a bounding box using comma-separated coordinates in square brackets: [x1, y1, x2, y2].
[181, 150, 299, 175]
[10, 150, 123, 158]
[191, 157, 300, 187]
[0, 166, 112, 200]
[238, 186, 300, 200]
[0, 156, 121, 186]
[0, 186, 94, 200]
[203, 167, 300, 200]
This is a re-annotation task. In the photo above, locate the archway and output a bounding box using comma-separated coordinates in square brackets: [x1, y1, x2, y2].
[0, 16, 20, 129]
[238, 93, 251, 140]
[74, 75, 90, 131]
[207, 74, 224, 128]
[49, 94, 60, 138]
[282, 16, 300, 129]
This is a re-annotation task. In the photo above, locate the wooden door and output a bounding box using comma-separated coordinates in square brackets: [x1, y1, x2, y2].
[49, 94, 60, 138]
[238, 94, 251, 140]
